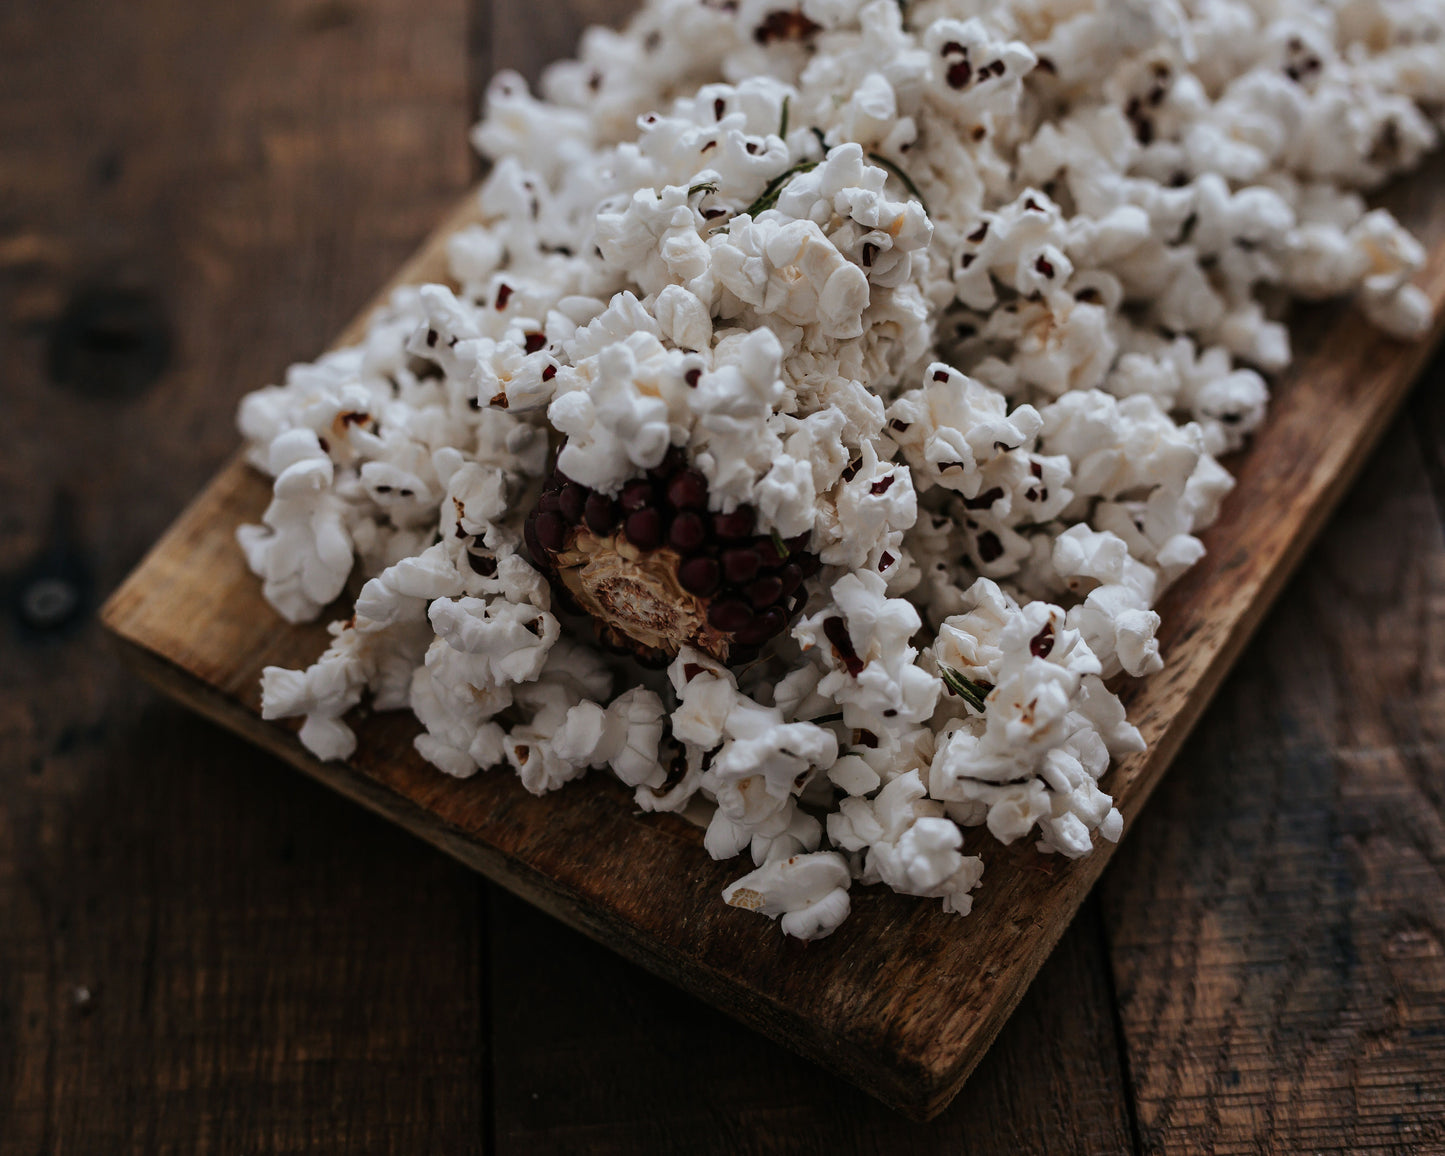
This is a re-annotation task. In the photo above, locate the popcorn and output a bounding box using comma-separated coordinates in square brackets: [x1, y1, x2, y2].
[722, 851, 853, 940]
[237, 429, 355, 623]
[235, 0, 1440, 939]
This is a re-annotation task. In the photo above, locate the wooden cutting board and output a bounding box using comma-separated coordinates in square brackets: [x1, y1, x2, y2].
[101, 158, 1445, 1121]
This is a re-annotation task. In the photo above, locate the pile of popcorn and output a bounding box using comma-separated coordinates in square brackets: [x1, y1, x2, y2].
[237, 0, 1441, 939]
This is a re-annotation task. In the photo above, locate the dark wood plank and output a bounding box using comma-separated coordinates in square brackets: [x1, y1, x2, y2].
[0, 0, 484, 1151]
[488, 888, 1135, 1154]
[1413, 354, 1445, 536]
[1101, 403, 1445, 1154]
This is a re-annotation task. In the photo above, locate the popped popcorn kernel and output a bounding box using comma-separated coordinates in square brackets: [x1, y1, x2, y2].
[239, 0, 1440, 939]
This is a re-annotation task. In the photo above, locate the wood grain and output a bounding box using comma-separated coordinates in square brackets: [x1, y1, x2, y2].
[0, 0, 485, 1152]
[487, 890, 1135, 1154]
[99, 128, 1445, 1120]
[1102, 415, 1445, 1153]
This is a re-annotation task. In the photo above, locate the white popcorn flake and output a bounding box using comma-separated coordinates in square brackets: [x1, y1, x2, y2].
[234, 0, 1442, 938]
[722, 851, 853, 941]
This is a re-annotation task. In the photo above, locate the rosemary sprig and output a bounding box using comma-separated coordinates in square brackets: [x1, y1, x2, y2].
[940, 666, 991, 713]
[867, 152, 928, 213]
[771, 528, 791, 559]
[740, 158, 820, 218]
[688, 180, 719, 197]
[779, 95, 790, 140]
[811, 126, 829, 153]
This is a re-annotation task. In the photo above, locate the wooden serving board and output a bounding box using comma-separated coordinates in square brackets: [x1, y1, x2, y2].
[101, 159, 1445, 1121]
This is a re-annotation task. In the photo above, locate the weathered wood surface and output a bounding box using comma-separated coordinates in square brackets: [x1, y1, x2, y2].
[4, 0, 1444, 1148]
[1, 1, 484, 1152]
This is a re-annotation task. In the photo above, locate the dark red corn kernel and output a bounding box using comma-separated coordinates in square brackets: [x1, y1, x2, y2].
[523, 331, 546, 353]
[942, 40, 966, 56]
[823, 615, 865, 676]
[870, 475, 895, 495]
[779, 563, 804, 598]
[754, 537, 787, 569]
[879, 551, 895, 572]
[524, 517, 545, 565]
[1030, 623, 1055, 659]
[584, 492, 617, 534]
[722, 547, 760, 584]
[840, 460, 862, 483]
[649, 445, 687, 480]
[714, 97, 726, 120]
[713, 508, 755, 539]
[538, 490, 562, 514]
[558, 483, 587, 523]
[620, 479, 655, 512]
[669, 511, 707, 552]
[684, 367, 702, 387]
[535, 512, 566, 553]
[967, 222, 988, 242]
[946, 59, 973, 88]
[861, 242, 878, 267]
[542, 364, 557, 381]
[746, 575, 783, 609]
[933, 369, 950, 382]
[977, 530, 1004, 563]
[733, 613, 776, 646]
[495, 283, 513, 310]
[624, 508, 664, 549]
[467, 552, 498, 577]
[708, 599, 754, 633]
[678, 556, 720, 596]
[667, 470, 708, 509]
[683, 663, 706, 681]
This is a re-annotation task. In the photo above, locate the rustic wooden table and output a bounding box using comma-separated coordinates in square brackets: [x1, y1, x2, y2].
[3, 0, 1443, 1152]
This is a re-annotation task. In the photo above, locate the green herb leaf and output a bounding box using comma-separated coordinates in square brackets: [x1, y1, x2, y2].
[811, 126, 829, 154]
[740, 159, 820, 218]
[687, 181, 719, 197]
[771, 528, 791, 559]
[867, 151, 928, 214]
[940, 666, 991, 713]
[779, 95, 790, 140]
